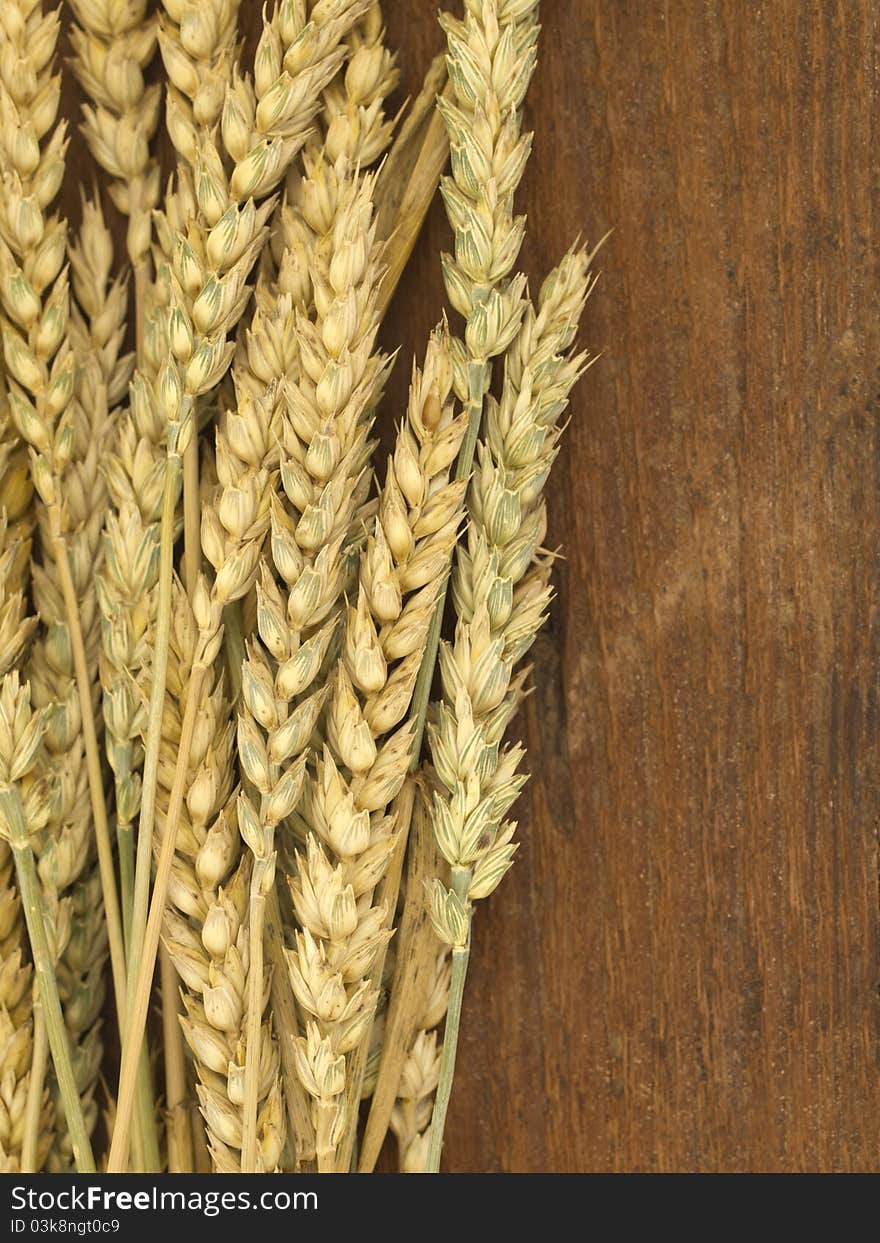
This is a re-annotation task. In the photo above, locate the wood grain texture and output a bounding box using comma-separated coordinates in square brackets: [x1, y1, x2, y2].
[58, 0, 880, 1171]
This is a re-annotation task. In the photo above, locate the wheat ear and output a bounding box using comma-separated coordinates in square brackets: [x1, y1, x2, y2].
[0, 491, 47, 1170]
[0, 0, 126, 1057]
[284, 322, 464, 1172]
[68, 0, 161, 310]
[398, 0, 540, 814]
[424, 246, 595, 1170]
[117, 11, 375, 1101]
[138, 0, 370, 1152]
[0, 838, 53, 1171]
[0, 674, 94, 1172]
[229, 162, 387, 1173]
[151, 581, 285, 1172]
[319, 1, 399, 168]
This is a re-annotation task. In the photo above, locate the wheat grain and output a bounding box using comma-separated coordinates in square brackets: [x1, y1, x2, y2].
[68, 0, 161, 278]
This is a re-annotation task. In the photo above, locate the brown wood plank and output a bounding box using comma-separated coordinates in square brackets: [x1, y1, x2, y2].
[56, 0, 880, 1171]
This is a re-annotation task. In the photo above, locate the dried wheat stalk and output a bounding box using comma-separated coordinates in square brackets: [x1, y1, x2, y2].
[111, 1, 376, 1171]
[231, 162, 387, 1173]
[155, 582, 284, 1172]
[286, 322, 466, 1171]
[28, 206, 133, 1169]
[0, 0, 126, 1062]
[357, 776, 444, 1172]
[385, 0, 540, 852]
[424, 245, 595, 1169]
[390, 946, 449, 1172]
[337, 0, 541, 1170]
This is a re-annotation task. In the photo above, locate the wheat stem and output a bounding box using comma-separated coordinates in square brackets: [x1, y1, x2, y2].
[114, 450, 182, 1172]
[109, 661, 207, 1172]
[21, 1001, 48, 1174]
[117, 823, 135, 946]
[48, 522, 126, 1020]
[125, 451, 181, 984]
[1, 789, 95, 1173]
[222, 602, 245, 701]
[182, 427, 201, 597]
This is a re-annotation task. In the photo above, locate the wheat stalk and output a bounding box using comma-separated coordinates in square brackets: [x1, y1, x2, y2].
[114, 149, 388, 1171]
[286, 322, 465, 1171]
[22, 194, 141, 1171]
[390, 946, 449, 1172]
[387, 0, 540, 863]
[115, 16, 377, 1127]
[424, 245, 595, 1170]
[0, 1, 127, 1076]
[26, 366, 111, 1171]
[67, 0, 161, 310]
[355, 776, 443, 1171]
[228, 161, 386, 1173]
[151, 581, 285, 1172]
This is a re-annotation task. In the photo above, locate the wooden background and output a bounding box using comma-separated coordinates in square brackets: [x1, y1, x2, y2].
[60, 1, 880, 1171]
[381, 0, 880, 1172]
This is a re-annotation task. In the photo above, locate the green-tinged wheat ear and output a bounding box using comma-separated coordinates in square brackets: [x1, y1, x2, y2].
[425, 242, 597, 1171]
